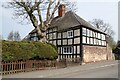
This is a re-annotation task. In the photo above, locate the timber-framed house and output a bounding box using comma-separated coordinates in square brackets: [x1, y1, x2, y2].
[24, 4, 113, 63]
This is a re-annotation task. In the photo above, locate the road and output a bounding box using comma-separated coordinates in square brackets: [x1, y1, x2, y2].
[3, 60, 118, 78]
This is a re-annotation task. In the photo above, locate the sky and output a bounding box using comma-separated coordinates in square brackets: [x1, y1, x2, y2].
[0, 0, 119, 41]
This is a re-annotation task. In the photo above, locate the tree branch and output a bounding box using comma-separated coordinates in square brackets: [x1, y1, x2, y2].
[48, 0, 60, 23]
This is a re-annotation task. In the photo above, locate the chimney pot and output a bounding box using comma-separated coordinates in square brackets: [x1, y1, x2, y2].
[58, 4, 65, 17]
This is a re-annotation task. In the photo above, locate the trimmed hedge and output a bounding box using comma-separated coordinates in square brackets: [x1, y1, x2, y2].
[2, 40, 58, 62]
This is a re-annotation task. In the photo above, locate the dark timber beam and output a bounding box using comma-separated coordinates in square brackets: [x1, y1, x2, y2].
[80, 27, 83, 65]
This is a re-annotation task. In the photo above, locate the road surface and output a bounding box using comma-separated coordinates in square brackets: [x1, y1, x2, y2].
[2, 60, 118, 78]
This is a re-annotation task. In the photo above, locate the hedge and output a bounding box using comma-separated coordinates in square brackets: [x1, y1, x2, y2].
[2, 40, 58, 62]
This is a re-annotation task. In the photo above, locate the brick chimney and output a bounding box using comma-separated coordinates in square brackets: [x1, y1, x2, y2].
[58, 4, 65, 17]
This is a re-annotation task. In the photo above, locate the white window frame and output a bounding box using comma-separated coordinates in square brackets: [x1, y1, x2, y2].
[67, 30, 73, 38]
[63, 46, 73, 54]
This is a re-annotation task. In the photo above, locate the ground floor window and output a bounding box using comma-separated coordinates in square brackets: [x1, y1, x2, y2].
[63, 46, 73, 54]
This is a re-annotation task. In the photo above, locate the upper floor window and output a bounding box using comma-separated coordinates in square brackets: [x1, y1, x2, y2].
[82, 28, 86, 36]
[87, 29, 90, 36]
[89, 30, 93, 37]
[67, 30, 73, 38]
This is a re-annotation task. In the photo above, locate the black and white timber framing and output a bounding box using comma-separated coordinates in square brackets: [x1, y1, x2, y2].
[24, 10, 107, 62]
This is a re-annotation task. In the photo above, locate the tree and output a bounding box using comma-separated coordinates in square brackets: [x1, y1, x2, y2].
[89, 19, 115, 49]
[113, 41, 120, 60]
[8, 31, 21, 41]
[4, 0, 76, 42]
[89, 19, 114, 37]
[8, 31, 14, 41]
[14, 31, 21, 41]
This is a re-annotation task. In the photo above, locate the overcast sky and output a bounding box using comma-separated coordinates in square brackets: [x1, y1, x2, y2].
[0, 0, 119, 41]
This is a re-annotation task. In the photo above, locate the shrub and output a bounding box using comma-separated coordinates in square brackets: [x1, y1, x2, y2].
[2, 40, 58, 62]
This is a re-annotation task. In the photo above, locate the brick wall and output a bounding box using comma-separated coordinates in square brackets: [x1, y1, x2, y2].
[83, 44, 114, 63]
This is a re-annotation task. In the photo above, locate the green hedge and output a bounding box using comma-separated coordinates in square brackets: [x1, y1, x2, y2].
[2, 40, 58, 62]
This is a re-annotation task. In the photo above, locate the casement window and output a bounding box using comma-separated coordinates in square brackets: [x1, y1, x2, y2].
[89, 30, 93, 37]
[90, 38, 93, 44]
[83, 36, 86, 43]
[63, 32, 67, 38]
[93, 31, 95, 37]
[53, 40, 56, 45]
[95, 32, 98, 38]
[58, 33, 61, 38]
[31, 37, 38, 41]
[82, 28, 86, 36]
[87, 29, 90, 36]
[94, 38, 96, 45]
[101, 34, 105, 40]
[98, 40, 101, 45]
[67, 31, 73, 38]
[87, 37, 89, 44]
[53, 33, 56, 39]
[63, 46, 73, 54]
[49, 33, 52, 39]
[98, 33, 101, 39]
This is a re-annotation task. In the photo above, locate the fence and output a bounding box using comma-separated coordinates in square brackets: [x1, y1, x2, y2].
[1, 58, 80, 75]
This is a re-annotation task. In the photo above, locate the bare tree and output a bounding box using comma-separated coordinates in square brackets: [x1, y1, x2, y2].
[14, 31, 21, 41]
[89, 19, 116, 48]
[8, 31, 14, 41]
[8, 31, 21, 41]
[4, 0, 76, 42]
[89, 19, 114, 37]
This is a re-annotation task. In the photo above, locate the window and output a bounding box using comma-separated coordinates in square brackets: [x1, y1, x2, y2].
[67, 31, 73, 38]
[98, 40, 101, 45]
[63, 46, 73, 54]
[94, 38, 96, 45]
[89, 30, 92, 37]
[82, 28, 86, 35]
[87, 29, 90, 36]
[31, 37, 38, 41]
[93, 32, 95, 37]
[101, 34, 105, 40]
[87, 37, 89, 44]
[58, 33, 61, 38]
[98, 33, 101, 39]
[90, 38, 93, 44]
[53, 33, 56, 39]
[83, 36, 86, 43]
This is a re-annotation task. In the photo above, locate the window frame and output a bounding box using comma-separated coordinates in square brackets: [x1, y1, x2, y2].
[63, 46, 73, 54]
[67, 30, 73, 38]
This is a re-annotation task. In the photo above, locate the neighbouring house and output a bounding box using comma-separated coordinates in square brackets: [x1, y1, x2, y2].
[24, 4, 114, 63]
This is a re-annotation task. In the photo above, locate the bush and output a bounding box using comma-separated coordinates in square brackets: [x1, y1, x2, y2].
[2, 40, 58, 62]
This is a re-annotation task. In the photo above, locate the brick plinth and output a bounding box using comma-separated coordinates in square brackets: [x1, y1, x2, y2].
[83, 45, 114, 63]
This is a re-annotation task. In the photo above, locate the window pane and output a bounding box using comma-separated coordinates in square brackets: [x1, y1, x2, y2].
[82, 28, 86, 35]
[89, 30, 92, 37]
[93, 32, 95, 37]
[98, 33, 101, 39]
[90, 38, 93, 44]
[83, 36, 86, 43]
[87, 29, 89, 36]
[99, 40, 101, 45]
[94, 38, 96, 45]
[87, 37, 89, 44]
[63, 47, 73, 54]
[67, 31, 73, 38]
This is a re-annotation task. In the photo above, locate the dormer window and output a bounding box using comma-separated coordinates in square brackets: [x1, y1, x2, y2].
[67, 30, 73, 38]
